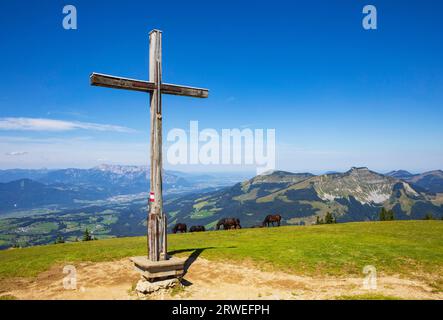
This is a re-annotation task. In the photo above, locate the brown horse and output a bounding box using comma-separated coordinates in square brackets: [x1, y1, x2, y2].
[216, 218, 241, 230]
[189, 225, 206, 232]
[262, 214, 282, 227]
[172, 223, 187, 233]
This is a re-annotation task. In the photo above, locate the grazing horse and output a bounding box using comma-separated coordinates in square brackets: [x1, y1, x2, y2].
[189, 225, 206, 232]
[216, 218, 241, 230]
[172, 223, 187, 233]
[262, 214, 282, 227]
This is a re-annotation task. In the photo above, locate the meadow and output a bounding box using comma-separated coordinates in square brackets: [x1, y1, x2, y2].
[0, 221, 442, 283]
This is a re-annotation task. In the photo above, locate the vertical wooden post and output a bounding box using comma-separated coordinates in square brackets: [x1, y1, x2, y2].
[147, 29, 166, 261]
[91, 29, 208, 269]
[162, 214, 167, 259]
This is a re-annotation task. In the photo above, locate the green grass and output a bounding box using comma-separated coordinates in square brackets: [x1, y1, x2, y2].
[29, 222, 59, 234]
[190, 209, 215, 219]
[0, 294, 18, 300]
[1, 221, 442, 281]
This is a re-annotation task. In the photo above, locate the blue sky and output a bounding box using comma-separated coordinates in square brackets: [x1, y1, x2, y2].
[0, 0, 442, 173]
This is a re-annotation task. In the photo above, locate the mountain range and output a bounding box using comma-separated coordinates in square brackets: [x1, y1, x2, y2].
[0, 165, 247, 213]
[386, 170, 443, 193]
[165, 167, 443, 228]
[1, 165, 442, 249]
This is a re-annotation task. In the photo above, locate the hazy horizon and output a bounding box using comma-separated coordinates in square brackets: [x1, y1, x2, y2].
[0, 163, 440, 177]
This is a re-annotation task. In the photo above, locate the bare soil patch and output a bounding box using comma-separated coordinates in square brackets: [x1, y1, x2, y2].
[1, 258, 441, 300]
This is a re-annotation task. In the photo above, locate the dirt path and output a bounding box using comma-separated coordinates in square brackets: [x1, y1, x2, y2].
[1, 258, 441, 300]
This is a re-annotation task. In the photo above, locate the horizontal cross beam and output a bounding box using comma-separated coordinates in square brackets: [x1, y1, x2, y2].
[90, 73, 208, 98]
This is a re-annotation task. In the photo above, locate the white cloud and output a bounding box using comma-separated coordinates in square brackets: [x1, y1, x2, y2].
[0, 117, 135, 133]
[0, 136, 148, 169]
[4, 151, 28, 156]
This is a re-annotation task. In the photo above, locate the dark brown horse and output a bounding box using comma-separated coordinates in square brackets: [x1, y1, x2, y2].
[189, 225, 206, 232]
[172, 223, 187, 233]
[216, 218, 241, 230]
[262, 214, 282, 227]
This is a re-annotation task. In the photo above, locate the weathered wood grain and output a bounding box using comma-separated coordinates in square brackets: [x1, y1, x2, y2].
[148, 29, 163, 262]
[90, 29, 209, 263]
[90, 73, 208, 98]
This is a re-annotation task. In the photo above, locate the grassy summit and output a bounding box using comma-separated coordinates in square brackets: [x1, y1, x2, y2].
[0, 221, 442, 281]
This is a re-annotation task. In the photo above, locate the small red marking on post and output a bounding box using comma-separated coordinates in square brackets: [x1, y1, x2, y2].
[149, 192, 155, 202]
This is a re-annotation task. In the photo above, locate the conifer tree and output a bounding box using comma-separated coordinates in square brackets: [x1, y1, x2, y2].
[83, 228, 93, 241]
[424, 213, 434, 220]
[387, 210, 395, 221]
[325, 212, 334, 224]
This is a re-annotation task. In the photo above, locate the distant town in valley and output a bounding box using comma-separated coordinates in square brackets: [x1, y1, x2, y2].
[1, 165, 442, 249]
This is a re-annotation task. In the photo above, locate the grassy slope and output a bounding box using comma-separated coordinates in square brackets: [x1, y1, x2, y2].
[0, 221, 442, 280]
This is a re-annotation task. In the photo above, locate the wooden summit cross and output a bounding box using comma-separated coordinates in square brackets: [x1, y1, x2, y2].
[90, 30, 208, 269]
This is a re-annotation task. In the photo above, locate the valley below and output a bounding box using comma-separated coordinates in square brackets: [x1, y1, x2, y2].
[0, 165, 442, 249]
